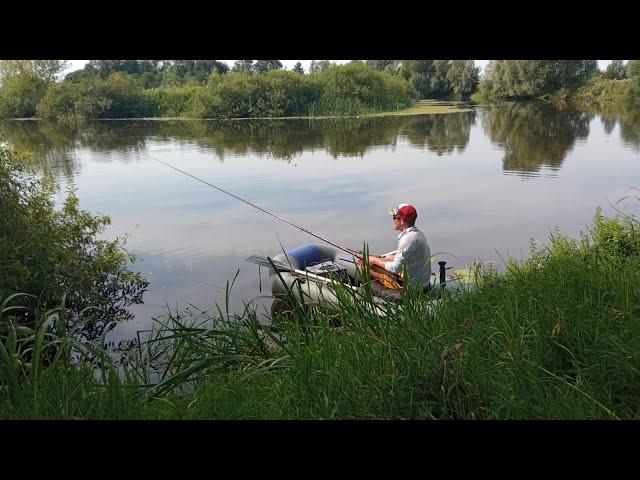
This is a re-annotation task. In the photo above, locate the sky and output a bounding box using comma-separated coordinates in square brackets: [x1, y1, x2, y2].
[66, 60, 615, 75]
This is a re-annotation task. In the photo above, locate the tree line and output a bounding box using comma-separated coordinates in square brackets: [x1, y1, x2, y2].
[1, 60, 639, 119]
[0, 60, 479, 119]
[479, 60, 640, 105]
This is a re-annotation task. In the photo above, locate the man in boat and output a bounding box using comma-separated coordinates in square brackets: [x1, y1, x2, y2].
[361, 203, 432, 296]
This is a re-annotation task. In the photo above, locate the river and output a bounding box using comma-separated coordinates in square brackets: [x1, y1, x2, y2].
[2, 102, 639, 340]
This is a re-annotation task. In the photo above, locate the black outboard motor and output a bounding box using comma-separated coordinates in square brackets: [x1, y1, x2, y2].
[438, 261, 447, 292]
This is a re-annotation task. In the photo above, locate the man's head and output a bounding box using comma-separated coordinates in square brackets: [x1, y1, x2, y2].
[388, 203, 418, 230]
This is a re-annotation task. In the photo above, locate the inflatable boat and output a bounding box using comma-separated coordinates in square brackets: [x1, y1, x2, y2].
[247, 243, 473, 311]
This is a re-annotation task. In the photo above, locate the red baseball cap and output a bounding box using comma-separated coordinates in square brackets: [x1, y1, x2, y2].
[388, 203, 418, 222]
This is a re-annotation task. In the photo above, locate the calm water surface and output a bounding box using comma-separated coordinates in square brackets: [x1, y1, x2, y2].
[2, 102, 639, 340]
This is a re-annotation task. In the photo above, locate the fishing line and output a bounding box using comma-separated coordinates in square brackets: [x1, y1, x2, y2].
[147, 153, 360, 257]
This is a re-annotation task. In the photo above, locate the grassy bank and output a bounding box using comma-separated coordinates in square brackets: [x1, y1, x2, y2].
[4, 98, 470, 122]
[573, 78, 632, 107]
[2, 204, 639, 419]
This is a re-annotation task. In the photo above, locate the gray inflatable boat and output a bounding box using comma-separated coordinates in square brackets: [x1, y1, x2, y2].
[266, 243, 471, 307]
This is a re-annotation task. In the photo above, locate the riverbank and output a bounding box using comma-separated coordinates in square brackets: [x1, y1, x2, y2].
[2, 206, 639, 420]
[2, 100, 472, 122]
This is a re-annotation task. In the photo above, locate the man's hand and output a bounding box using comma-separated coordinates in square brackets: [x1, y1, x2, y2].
[368, 256, 383, 268]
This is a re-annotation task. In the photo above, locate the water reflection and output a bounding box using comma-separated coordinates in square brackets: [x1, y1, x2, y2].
[480, 102, 593, 176]
[1, 103, 637, 184]
[1, 114, 479, 172]
[619, 111, 640, 153]
[400, 111, 476, 156]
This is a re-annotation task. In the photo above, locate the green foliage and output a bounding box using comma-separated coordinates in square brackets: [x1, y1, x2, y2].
[364, 60, 400, 74]
[232, 60, 254, 74]
[0, 73, 48, 117]
[591, 207, 640, 258]
[309, 60, 333, 74]
[481, 60, 598, 99]
[575, 78, 631, 107]
[188, 70, 323, 118]
[447, 60, 480, 99]
[37, 73, 153, 119]
[292, 62, 304, 74]
[0, 147, 148, 340]
[627, 60, 640, 79]
[400, 60, 478, 99]
[626, 70, 640, 110]
[252, 60, 283, 73]
[95, 73, 154, 117]
[8, 59, 422, 119]
[311, 62, 416, 115]
[143, 86, 204, 117]
[602, 61, 627, 80]
[66, 60, 228, 88]
[0, 60, 65, 117]
[132, 65, 414, 119]
[162, 60, 228, 86]
[0, 60, 69, 83]
[36, 79, 112, 119]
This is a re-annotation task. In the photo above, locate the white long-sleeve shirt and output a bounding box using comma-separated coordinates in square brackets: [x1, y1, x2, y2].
[384, 226, 431, 288]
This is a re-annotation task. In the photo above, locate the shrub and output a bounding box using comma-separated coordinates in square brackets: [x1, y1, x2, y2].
[143, 86, 203, 117]
[0, 73, 48, 118]
[36, 73, 153, 119]
[0, 147, 148, 340]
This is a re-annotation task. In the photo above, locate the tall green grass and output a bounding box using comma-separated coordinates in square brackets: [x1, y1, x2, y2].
[2, 208, 639, 419]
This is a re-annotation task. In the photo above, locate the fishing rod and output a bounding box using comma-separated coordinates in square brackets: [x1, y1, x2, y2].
[149, 154, 360, 258]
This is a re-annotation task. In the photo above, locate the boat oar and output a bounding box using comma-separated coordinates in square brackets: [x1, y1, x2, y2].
[245, 255, 359, 292]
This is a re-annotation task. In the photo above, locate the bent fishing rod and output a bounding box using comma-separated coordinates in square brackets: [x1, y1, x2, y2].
[149, 154, 361, 258]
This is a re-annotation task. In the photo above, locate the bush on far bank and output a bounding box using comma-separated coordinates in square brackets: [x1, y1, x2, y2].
[31, 64, 417, 120]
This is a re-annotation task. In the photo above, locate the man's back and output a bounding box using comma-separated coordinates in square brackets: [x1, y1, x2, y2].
[384, 226, 431, 288]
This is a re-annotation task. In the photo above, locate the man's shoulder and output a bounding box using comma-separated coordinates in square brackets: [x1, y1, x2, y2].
[406, 227, 425, 238]
[399, 227, 425, 246]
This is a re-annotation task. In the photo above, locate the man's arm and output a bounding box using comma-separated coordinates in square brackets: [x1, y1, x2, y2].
[368, 253, 404, 274]
[368, 254, 395, 265]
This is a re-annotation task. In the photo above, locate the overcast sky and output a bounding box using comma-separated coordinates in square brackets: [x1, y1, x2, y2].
[67, 60, 615, 75]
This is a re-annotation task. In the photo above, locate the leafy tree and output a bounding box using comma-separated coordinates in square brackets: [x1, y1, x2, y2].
[480, 60, 598, 99]
[309, 60, 332, 74]
[38, 73, 152, 119]
[0, 60, 71, 117]
[626, 62, 640, 109]
[0, 60, 69, 82]
[64, 66, 99, 83]
[430, 60, 452, 97]
[0, 73, 48, 117]
[602, 60, 627, 80]
[232, 60, 254, 74]
[627, 60, 640, 78]
[36, 77, 117, 119]
[314, 62, 415, 115]
[365, 60, 400, 74]
[86, 60, 142, 77]
[446, 60, 479, 99]
[293, 62, 305, 74]
[402, 60, 435, 97]
[165, 60, 228, 85]
[253, 60, 283, 73]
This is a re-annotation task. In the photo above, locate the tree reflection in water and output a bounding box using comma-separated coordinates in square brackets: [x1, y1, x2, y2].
[480, 102, 593, 176]
[1, 102, 637, 187]
[401, 111, 476, 156]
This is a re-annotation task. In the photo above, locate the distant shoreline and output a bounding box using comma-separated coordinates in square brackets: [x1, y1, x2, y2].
[1, 102, 474, 122]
